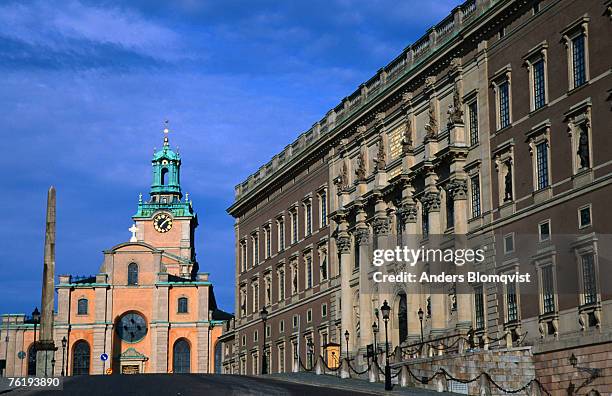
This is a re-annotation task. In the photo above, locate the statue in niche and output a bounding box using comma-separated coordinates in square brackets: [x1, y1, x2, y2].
[334, 161, 349, 191]
[373, 138, 386, 172]
[447, 83, 464, 126]
[424, 100, 437, 140]
[292, 266, 298, 292]
[319, 251, 328, 279]
[402, 118, 413, 154]
[355, 150, 367, 181]
[578, 124, 590, 168]
[504, 160, 513, 201]
[266, 279, 271, 303]
[241, 292, 246, 314]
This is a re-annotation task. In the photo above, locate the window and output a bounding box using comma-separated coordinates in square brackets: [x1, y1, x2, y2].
[265, 325, 271, 338]
[277, 218, 285, 251]
[474, 286, 485, 330]
[539, 220, 551, 242]
[72, 341, 91, 375]
[127, 262, 138, 285]
[292, 315, 298, 328]
[242, 335, 246, 346]
[319, 191, 328, 227]
[321, 303, 327, 318]
[240, 240, 247, 272]
[305, 201, 312, 236]
[278, 268, 285, 301]
[173, 339, 191, 374]
[581, 253, 597, 305]
[252, 234, 259, 266]
[240, 357, 246, 375]
[572, 34, 586, 88]
[504, 233, 514, 254]
[468, 101, 479, 145]
[77, 298, 88, 315]
[252, 352, 258, 375]
[252, 282, 259, 312]
[161, 168, 168, 186]
[264, 225, 271, 259]
[178, 297, 188, 313]
[579, 205, 591, 228]
[470, 174, 481, 218]
[279, 320, 285, 333]
[506, 282, 518, 323]
[499, 81, 510, 129]
[305, 256, 313, 289]
[253, 330, 258, 342]
[306, 309, 312, 323]
[536, 142, 549, 189]
[541, 265, 555, 314]
[533, 59, 546, 109]
[290, 209, 298, 244]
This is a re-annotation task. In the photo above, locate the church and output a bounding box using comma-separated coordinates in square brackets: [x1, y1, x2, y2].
[1, 127, 231, 376]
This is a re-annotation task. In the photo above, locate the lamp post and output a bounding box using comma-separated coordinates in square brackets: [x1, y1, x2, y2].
[381, 300, 392, 391]
[61, 337, 67, 376]
[344, 330, 350, 361]
[372, 322, 379, 363]
[417, 307, 424, 343]
[51, 358, 55, 376]
[260, 307, 268, 375]
[32, 308, 40, 350]
[567, 353, 602, 395]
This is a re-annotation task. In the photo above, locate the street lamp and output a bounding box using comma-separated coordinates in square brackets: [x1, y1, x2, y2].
[417, 307, 424, 343]
[51, 358, 56, 376]
[381, 300, 392, 391]
[61, 337, 67, 376]
[372, 322, 379, 362]
[260, 307, 268, 375]
[32, 308, 40, 350]
[344, 330, 350, 360]
[567, 353, 602, 395]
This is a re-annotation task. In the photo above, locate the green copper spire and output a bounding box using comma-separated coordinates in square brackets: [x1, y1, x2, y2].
[150, 121, 182, 200]
[133, 121, 194, 219]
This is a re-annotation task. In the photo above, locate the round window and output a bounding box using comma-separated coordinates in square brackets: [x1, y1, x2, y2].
[117, 312, 148, 343]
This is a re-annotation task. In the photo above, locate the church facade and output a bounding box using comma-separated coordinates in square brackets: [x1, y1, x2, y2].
[1, 129, 230, 376]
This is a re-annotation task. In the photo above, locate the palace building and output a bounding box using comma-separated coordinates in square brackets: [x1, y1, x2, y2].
[221, 0, 611, 394]
[1, 128, 231, 376]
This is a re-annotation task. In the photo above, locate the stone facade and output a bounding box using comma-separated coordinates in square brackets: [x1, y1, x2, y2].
[223, 0, 612, 394]
[0, 130, 231, 376]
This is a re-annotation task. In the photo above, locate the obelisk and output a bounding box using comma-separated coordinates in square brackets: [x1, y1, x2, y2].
[36, 186, 57, 376]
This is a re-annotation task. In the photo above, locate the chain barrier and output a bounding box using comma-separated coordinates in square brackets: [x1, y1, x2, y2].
[298, 356, 314, 372]
[346, 359, 371, 375]
[319, 355, 341, 372]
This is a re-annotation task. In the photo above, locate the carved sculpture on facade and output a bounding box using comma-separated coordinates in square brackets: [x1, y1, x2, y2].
[424, 99, 438, 140]
[504, 160, 513, 202]
[336, 235, 352, 254]
[334, 161, 349, 192]
[355, 150, 367, 182]
[402, 118, 414, 154]
[373, 137, 386, 172]
[447, 178, 468, 200]
[447, 82, 464, 126]
[578, 123, 590, 168]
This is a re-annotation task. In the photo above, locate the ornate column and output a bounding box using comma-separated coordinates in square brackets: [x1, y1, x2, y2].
[355, 199, 372, 350]
[334, 210, 353, 359]
[397, 178, 421, 342]
[448, 178, 472, 331]
[422, 169, 446, 336]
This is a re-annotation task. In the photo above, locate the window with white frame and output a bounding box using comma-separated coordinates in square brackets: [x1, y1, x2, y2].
[470, 174, 481, 218]
[538, 220, 551, 242]
[253, 330, 258, 342]
[504, 233, 515, 254]
[524, 42, 548, 111]
[541, 265, 556, 314]
[290, 208, 298, 244]
[562, 17, 589, 90]
[527, 122, 551, 192]
[304, 200, 312, 236]
[319, 190, 328, 228]
[277, 217, 285, 251]
[251, 352, 258, 375]
[264, 224, 271, 259]
[279, 320, 284, 333]
[579, 204, 592, 229]
[506, 281, 519, 323]
[491, 66, 512, 130]
[468, 99, 479, 145]
[240, 239, 247, 272]
[306, 309, 312, 323]
[305, 254, 313, 289]
[251, 233, 259, 267]
[277, 266, 285, 302]
[474, 285, 485, 330]
[580, 253, 598, 305]
[321, 303, 327, 318]
[535, 142, 549, 190]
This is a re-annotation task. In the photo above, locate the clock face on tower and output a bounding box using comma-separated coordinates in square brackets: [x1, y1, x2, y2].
[153, 212, 173, 233]
[117, 312, 147, 342]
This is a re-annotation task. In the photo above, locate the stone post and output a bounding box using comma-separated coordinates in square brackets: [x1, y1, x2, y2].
[37, 186, 57, 377]
[335, 210, 353, 360]
[355, 199, 372, 352]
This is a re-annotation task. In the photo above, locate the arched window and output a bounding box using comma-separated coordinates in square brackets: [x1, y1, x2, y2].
[161, 168, 169, 186]
[173, 339, 190, 373]
[127, 263, 138, 285]
[77, 298, 88, 315]
[398, 292, 408, 344]
[178, 297, 188, 314]
[72, 341, 90, 375]
[27, 344, 36, 376]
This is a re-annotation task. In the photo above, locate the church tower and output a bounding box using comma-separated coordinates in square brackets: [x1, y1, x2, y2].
[132, 123, 198, 278]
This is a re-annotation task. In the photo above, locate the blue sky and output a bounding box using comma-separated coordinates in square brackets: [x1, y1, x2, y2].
[0, 0, 461, 315]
